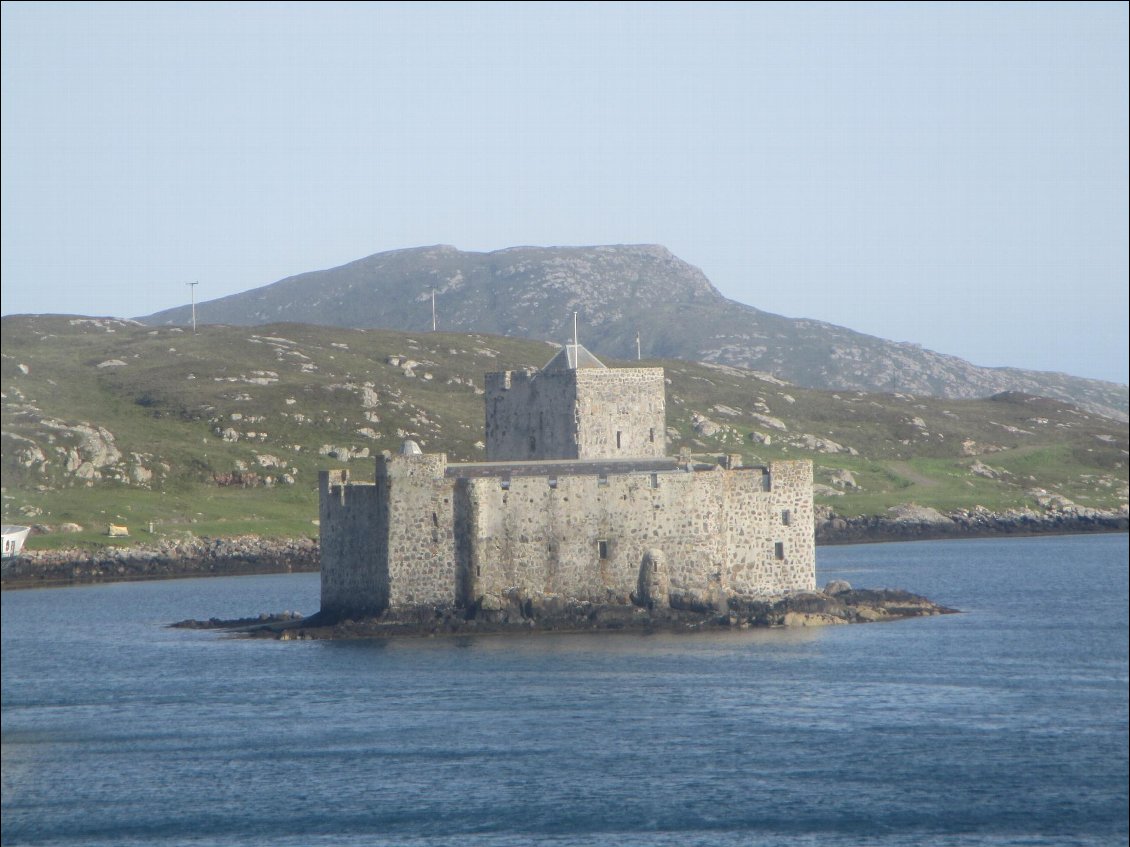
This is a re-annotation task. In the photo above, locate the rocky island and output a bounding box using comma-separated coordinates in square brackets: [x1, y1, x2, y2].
[170, 340, 958, 641]
[172, 580, 958, 640]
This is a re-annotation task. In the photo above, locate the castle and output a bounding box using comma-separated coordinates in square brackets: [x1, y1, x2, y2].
[318, 342, 815, 619]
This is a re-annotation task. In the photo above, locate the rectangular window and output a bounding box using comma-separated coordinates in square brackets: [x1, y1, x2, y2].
[598, 540, 609, 559]
[500, 478, 510, 490]
[598, 474, 608, 486]
[774, 542, 785, 560]
[650, 473, 659, 489]
[649, 427, 655, 443]
[548, 476, 558, 489]
[616, 431, 622, 449]
[781, 510, 791, 526]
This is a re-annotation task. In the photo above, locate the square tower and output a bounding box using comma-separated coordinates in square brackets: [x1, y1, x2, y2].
[484, 343, 666, 461]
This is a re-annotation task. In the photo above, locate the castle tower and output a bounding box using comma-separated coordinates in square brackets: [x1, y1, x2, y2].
[483, 343, 665, 461]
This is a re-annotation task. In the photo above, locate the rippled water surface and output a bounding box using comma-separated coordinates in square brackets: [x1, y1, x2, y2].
[3, 534, 1127, 846]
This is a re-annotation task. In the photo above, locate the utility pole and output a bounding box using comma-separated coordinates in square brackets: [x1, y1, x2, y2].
[573, 312, 579, 366]
[431, 290, 437, 332]
[186, 281, 198, 333]
[636, 330, 641, 361]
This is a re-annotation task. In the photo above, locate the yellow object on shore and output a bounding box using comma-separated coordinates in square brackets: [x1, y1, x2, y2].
[107, 524, 129, 537]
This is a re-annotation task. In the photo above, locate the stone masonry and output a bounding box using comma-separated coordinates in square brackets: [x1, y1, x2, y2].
[320, 343, 815, 618]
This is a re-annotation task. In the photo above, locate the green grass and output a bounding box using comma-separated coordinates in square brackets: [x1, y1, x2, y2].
[3, 316, 1126, 550]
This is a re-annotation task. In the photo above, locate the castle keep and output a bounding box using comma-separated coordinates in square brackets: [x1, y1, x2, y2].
[319, 343, 815, 619]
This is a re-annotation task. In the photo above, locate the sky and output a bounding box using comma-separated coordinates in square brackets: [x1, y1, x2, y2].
[2, 2, 1127, 385]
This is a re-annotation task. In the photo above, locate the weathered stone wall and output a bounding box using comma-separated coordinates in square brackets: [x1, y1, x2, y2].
[320, 455, 816, 616]
[462, 460, 814, 608]
[574, 368, 666, 459]
[767, 460, 816, 590]
[319, 469, 387, 617]
[484, 370, 578, 460]
[724, 461, 815, 596]
[378, 452, 458, 609]
[484, 367, 665, 461]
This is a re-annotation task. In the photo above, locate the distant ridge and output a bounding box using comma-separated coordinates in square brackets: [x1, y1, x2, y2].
[139, 244, 1128, 421]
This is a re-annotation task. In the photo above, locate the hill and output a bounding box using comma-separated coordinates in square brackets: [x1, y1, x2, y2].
[2, 316, 1126, 551]
[139, 244, 1128, 421]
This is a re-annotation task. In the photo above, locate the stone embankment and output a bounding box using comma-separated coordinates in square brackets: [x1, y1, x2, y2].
[815, 504, 1129, 545]
[174, 582, 956, 640]
[1, 535, 318, 588]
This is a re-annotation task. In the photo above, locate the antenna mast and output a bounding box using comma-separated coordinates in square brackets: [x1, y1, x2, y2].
[573, 311, 579, 367]
[186, 281, 198, 333]
[431, 290, 436, 332]
[636, 330, 641, 360]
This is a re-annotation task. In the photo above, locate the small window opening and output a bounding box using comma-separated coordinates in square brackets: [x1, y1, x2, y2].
[432, 512, 439, 527]
[649, 427, 655, 443]
[598, 540, 609, 559]
[529, 435, 536, 453]
[598, 474, 608, 486]
[650, 473, 659, 489]
[781, 509, 791, 526]
[616, 431, 622, 449]
[500, 478, 510, 490]
[548, 477, 558, 489]
[774, 542, 785, 560]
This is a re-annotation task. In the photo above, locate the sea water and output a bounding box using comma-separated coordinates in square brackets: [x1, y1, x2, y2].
[2, 533, 1127, 846]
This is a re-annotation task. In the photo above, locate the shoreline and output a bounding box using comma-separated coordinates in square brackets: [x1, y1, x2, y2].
[170, 587, 960, 640]
[816, 512, 1128, 546]
[3, 515, 1125, 590]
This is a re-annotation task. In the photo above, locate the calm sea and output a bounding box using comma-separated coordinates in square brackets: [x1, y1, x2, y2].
[2, 534, 1127, 847]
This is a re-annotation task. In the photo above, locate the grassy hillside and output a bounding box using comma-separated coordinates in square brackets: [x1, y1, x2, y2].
[2, 316, 1126, 551]
[139, 244, 1130, 420]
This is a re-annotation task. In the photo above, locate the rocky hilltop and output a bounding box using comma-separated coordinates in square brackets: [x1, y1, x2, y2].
[140, 244, 1128, 420]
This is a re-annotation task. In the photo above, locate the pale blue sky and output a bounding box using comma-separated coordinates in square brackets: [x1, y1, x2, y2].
[2, 2, 1127, 384]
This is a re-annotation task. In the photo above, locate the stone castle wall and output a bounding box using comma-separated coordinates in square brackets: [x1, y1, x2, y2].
[484, 370, 578, 460]
[463, 460, 812, 607]
[574, 368, 666, 459]
[724, 460, 815, 595]
[319, 469, 386, 618]
[319, 459, 815, 616]
[484, 367, 665, 461]
[378, 452, 458, 610]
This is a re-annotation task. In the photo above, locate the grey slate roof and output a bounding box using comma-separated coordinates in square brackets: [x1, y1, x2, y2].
[542, 342, 606, 372]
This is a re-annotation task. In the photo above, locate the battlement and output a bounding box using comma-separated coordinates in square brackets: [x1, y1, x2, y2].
[377, 450, 447, 480]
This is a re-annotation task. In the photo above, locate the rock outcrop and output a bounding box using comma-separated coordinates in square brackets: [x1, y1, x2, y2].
[815, 503, 1129, 544]
[1, 535, 318, 586]
[174, 586, 958, 640]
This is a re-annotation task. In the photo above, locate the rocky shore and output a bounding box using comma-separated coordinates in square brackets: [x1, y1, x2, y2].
[1, 535, 318, 588]
[816, 504, 1129, 545]
[171, 582, 958, 640]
